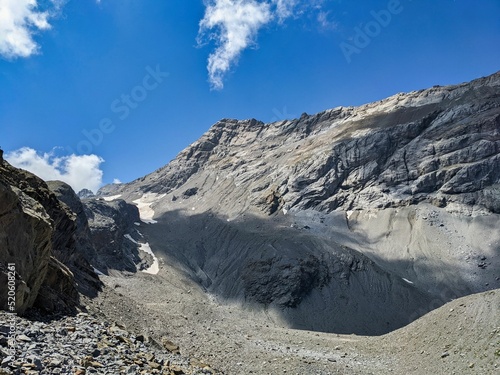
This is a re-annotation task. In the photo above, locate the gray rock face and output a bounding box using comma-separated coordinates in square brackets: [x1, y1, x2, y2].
[0, 157, 152, 315]
[50, 181, 152, 276]
[0, 177, 52, 314]
[109, 72, 500, 216]
[82, 199, 146, 273]
[76, 188, 95, 199]
[97, 72, 500, 334]
[46, 181, 101, 297]
[138, 211, 434, 334]
[0, 161, 85, 314]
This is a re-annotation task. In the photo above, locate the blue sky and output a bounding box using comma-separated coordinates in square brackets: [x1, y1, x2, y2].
[1, 0, 500, 192]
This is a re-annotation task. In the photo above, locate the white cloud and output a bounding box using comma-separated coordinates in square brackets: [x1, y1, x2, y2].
[198, 0, 299, 90]
[198, 0, 272, 90]
[5, 147, 104, 193]
[0, 0, 63, 59]
[112, 178, 122, 184]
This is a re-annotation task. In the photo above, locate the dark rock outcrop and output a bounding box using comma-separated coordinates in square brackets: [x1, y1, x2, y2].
[77, 188, 95, 199]
[46, 181, 102, 297]
[0, 161, 100, 314]
[50, 182, 153, 275]
[82, 199, 146, 273]
[0, 177, 52, 314]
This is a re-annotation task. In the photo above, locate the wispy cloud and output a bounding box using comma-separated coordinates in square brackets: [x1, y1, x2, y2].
[0, 0, 64, 59]
[198, 0, 299, 90]
[273, 0, 297, 22]
[317, 10, 337, 31]
[5, 147, 104, 193]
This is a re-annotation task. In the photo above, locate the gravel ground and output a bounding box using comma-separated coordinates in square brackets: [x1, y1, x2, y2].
[73, 266, 500, 374]
[1, 260, 498, 375]
[0, 308, 219, 375]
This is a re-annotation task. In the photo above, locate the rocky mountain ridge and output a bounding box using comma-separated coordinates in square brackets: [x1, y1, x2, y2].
[100, 71, 500, 216]
[95, 71, 500, 335]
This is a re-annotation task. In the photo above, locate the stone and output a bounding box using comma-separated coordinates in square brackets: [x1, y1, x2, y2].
[26, 356, 42, 370]
[160, 337, 180, 354]
[90, 361, 103, 368]
[190, 358, 209, 368]
[127, 365, 139, 374]
[1, 356, 13, 366]
[48, 359, 62, 367]
[16, 334, 31, 342]
[149, 361, 161, 369]
[116, 335, 132, 345]
[169, 366, 185, 375]
[135, 334, 146, 342]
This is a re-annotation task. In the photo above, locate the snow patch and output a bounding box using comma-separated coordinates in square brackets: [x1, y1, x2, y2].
[139, 242, 159, 275]
[132, 193, 166, 224]
[402, 278, 414, 285]
[92, 267, 104, 276]
[124, 231, 158, 274]
[103, 194, 122, 201]
[124, 234, 138, 244]
[134, 222, 141, 226]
